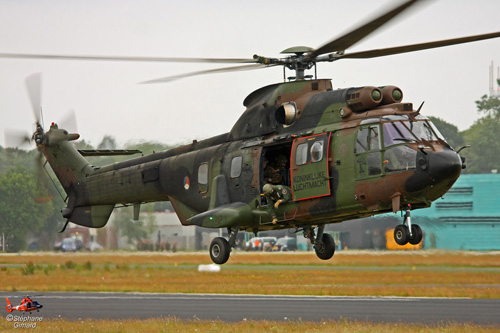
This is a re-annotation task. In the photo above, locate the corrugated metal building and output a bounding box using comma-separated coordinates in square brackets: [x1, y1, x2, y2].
[412, 174, 500, 250]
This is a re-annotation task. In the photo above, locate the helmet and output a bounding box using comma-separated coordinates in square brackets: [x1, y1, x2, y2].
[263, 183, 274, 195]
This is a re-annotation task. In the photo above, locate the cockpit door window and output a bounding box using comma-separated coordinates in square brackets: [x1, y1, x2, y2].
[356, 125, 380, 153]
[355, 124, 382, 179]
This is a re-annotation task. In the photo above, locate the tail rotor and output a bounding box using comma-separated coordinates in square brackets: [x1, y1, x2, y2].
[4, 73, 54, 202]
[5, 298, 13, 313]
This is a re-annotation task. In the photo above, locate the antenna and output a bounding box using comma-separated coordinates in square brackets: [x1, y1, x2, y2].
[490, 61, 500, 98]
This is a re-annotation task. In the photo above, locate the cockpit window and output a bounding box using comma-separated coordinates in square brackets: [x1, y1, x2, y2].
[405, 120, 437, 141]
[381, 115, 409, 121]
[427, 120, 446, 141]
[356, 125, 380, 153]
[383, 117, 440, 147]
[413, 115, 444, 141]
[383, 122, 415, 147]
[384, 146, 417, 173]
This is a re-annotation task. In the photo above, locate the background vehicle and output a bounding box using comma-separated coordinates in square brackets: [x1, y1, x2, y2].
[246, 237, 277, 251]
[61, 238, 77, 252]
[273, 237, 297, 251]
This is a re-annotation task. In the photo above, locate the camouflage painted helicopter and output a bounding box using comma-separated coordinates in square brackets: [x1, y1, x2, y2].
[2, 0, 500, 264]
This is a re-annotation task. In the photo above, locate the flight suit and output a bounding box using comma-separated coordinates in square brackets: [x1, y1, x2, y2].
[263, 184, 292, 224]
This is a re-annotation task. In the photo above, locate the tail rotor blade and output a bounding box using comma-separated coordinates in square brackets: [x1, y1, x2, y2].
[59, 109, 78, 133]
[4, 129, 31, 148]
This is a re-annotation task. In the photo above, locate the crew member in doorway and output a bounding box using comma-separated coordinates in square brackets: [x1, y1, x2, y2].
[275, 155, 289, 185]
[263, 158, 282, 184]
[263, 183, 292, 224]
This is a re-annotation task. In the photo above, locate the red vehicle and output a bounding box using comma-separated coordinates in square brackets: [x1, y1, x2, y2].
[5, 295, 43, 314]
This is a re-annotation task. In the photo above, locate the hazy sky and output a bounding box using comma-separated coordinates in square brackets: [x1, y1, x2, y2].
[1, 0, 499, 148]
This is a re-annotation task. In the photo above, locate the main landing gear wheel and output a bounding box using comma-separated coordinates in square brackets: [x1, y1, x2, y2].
[209, 237, 230, 265]
[208, 227, 239, 265]
[409, 224, 423, 245]
[304, 224, 336, 261]
[314, 233, 335, 260]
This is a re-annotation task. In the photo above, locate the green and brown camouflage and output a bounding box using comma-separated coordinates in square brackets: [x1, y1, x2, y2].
[37, 79, 462, 236]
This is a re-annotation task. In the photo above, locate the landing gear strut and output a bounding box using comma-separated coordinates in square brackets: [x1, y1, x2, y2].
[304, 224, 335, 260]
[209, 227, 239, 265]
[394, 205, 423, 246]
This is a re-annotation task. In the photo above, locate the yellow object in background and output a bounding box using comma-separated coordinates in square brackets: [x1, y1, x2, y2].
[385, 229, 423, 250]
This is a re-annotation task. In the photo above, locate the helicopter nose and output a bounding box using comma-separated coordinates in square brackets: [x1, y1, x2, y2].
[405, 148, 462, 193]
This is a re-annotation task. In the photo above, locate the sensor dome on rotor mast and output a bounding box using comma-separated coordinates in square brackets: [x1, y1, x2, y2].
[280, 46, 317, 81]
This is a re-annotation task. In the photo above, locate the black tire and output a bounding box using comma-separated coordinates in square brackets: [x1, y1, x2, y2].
[408, 224, 423, 245]
[209, 237, 231, 265]
[394, 225, 409, 245]
[314, 233, 335, 260]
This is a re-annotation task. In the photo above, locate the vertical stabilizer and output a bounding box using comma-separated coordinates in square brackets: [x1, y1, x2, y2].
[5, 298, 12, 312]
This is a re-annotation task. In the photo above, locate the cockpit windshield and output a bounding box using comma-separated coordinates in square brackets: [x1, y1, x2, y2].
[382, 115, 441, 147]
[405, 119, 438, 142]
[383, 121, 415, 146]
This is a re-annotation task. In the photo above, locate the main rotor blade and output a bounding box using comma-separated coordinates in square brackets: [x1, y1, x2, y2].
[25, 73, 42, 123]
[0, 53, 256, 64]
[310, 0, 420, 59]
[338, 31, 500, 59]
[141, 63, 272, 84]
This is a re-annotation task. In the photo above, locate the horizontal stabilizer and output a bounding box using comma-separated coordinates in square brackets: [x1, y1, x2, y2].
[78, 149, 142, 156]
[187, 202, 253, 228]
[67, 205, 115, 228]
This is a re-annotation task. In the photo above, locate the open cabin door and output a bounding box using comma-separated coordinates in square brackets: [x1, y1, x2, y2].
[290, 132, 331, 201]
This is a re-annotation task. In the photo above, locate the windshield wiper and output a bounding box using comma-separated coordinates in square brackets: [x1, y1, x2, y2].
[393, 137, 418, 143]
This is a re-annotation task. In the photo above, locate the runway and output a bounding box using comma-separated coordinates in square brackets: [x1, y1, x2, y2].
[1, 292, 499, 324]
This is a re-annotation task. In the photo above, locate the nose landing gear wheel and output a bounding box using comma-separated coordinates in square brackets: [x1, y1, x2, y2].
[314, 233, 335, 260]
[394, 225, 409, 245]
[409, 224, 423, 245]
[209, 237, 231, 265]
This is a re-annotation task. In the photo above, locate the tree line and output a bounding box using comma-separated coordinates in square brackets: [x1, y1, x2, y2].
[429, 94, 500, 174]
[0, 138, 174, 252]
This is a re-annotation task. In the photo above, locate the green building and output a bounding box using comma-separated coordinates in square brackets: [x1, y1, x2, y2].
[412, 174, 500, 250]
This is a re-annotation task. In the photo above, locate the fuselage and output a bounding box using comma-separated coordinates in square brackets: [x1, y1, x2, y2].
[41, 79, 463, 231]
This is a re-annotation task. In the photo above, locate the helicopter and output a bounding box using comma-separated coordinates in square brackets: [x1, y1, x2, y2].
[1, 0, 500, 264]
[5, 295, 43, 314]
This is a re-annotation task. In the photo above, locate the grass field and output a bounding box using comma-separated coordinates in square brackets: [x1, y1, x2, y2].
[1, 250, 499, 298]
[1, 250, 499, 331]
[2, 318, 500, 332]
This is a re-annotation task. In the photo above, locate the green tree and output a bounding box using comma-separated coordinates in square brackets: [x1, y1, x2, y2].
[113, 207, 157, 247]
[125, 140, 172, 155]
[461, 115, 500, 174]
[0, 167, 53, 251]
[97, 135, 117, 150]
[475, 94, 500, 117]
[458, 95, 500, 173]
